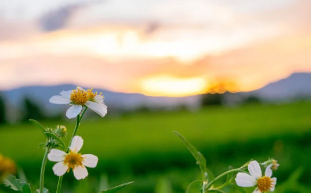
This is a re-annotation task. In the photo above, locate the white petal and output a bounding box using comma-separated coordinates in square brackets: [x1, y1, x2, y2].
[270, 177, 277, 191]
[66, 105, 82, 119]
[271, 177, 277, 185]
[48, 149, 66, 162]
[248, 161, 262, 178]
[60, 90, 72, 98]
[52, 162, 68, 177]
[82, 154, 98, 168]
[235, 173, 257, 187]
[265, 164, 273, 177]
[73, 166, 88, 180]
[253, 188, 261, 193]
[49, 95, 71, 104]
[94, 95, 104, 104]
[70, 136, 83, 153]
[86, 101, 107, 117]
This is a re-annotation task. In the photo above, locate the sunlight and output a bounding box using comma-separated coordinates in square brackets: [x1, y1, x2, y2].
[140, 75, 207, 97]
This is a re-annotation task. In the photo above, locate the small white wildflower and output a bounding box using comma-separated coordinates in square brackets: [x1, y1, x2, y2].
[48, 136, 98, 180]
[49, 86, 107, 119]
[235, 160, 277, 193]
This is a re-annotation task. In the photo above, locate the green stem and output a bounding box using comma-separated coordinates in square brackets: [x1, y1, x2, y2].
[199, 165, 206, 181]
[202, 181, 207, 193]
[205, 168, 244, 190]
[208, 189, 226, 193]
[56, 176, 63, 193]
[67, 107, 87, 151]
[39, 146, 50, 193]
[55, 107, 88, 193]
[213, 182, 228, 190]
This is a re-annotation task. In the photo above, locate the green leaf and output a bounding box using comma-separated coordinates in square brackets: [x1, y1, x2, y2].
[29, 119, 46, 133]
[100, 181, 134, 193]
[3, 175, 31, 193]
[3, 175, 24, 191]
[44, 132, 66, 150]
[21, 184, 32, 193]
[174, 131, 214, 180]
[197, 152, 206, 170]
[174, 131, 200, 161]
[35, 188, 49, 193]
[198, 152, 214, 180]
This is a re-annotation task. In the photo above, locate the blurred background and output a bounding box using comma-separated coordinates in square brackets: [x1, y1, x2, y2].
[0, 0, 311, 192]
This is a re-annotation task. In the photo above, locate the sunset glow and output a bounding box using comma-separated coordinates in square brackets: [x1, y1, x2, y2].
[141, 76, 207, 96]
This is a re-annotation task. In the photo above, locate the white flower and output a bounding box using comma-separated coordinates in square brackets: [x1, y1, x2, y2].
[235, 160, 277, 193]
[48, 136, 98, 180]
[49, 86, 107, 119]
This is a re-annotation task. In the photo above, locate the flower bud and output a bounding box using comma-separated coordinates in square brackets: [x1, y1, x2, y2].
[271, 159, 279, 171]
[262, 158, 279, 171]
[53, 125, 67, 138]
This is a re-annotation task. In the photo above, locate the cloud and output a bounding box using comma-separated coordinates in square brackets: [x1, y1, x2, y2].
[1, 29, 311, 95]
[39, 5, 80, 31]
[0, 0, 95, 21]
[0, 19, 40, 41]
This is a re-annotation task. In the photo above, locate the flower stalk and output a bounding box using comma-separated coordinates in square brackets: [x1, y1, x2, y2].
[205, 167, 246, 191]
[70, 107, 87, 145]
[56, 107, 87, 193]
[39, 145, 51, 193]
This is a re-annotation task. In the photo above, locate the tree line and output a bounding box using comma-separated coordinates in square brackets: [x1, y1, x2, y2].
[0, 94, 48, 125]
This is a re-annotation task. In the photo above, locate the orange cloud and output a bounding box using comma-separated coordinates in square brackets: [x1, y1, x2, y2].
[0, 24, 311, 96]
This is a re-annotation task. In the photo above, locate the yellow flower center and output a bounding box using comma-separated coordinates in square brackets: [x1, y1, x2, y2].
[86, 88, 103, 102]
[70, 87, 103, 105]
[257, 176, 273, 192]
[70, 88, 88, 105]
[63, 151, 84, 170]
[0, 154, 16, 181]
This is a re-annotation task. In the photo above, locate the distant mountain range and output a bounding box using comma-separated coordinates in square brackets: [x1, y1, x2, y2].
[1, 72, 311, 117]
[1, 84, 200, 117]
[251, 73, 311, 101]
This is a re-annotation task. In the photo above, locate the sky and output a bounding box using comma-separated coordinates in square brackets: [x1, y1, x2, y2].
[0, 0, 311, 96]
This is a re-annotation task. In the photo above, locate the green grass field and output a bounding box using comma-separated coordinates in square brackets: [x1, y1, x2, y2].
[1, 101, 311, 192]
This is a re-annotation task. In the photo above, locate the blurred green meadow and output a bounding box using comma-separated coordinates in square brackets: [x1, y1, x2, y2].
[1, 101, 311, 193]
